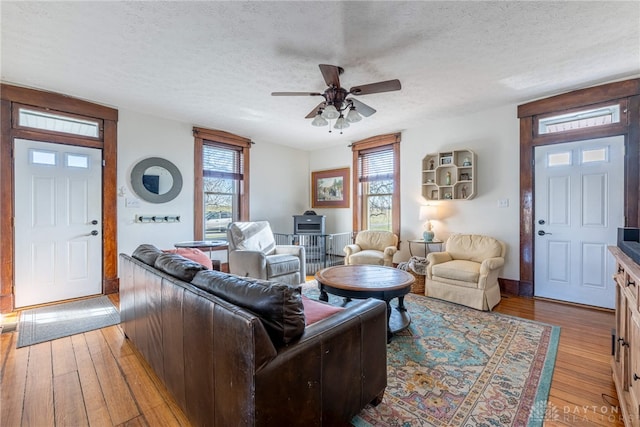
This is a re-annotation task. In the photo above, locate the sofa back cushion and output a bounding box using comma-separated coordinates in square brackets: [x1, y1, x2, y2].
[445, 234, 504, 263]
[132, 244, 164, 266]
[191, 270, 305, 345]
[355, 230, 398, 251]
[163, 248, 213, 270]
[227, 221, 276, 255]
[154, 253, 208, 282]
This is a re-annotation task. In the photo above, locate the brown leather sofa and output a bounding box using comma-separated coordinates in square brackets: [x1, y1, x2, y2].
[120, 245, 388, 426]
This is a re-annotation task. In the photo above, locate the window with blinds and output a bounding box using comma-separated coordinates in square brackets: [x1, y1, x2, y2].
[352, 134, 400, 236]
[202, 143, 243, 239]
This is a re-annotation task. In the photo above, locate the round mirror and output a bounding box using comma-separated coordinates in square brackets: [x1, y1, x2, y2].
[131, 157, 183, 203]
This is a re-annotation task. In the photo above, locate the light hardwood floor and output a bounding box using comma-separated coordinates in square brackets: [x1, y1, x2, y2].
[0, 293, 625, 427]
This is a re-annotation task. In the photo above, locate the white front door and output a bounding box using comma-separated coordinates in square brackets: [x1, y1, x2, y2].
[14, 139, 103, 307]
[534, 136, 624, 308]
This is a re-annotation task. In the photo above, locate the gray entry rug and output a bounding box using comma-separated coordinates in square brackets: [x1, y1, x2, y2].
[17, 296, 120, 348]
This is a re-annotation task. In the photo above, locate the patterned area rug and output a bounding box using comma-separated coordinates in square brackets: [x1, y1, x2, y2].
[17, 296, 120, 348]
[301, 282, 559, 427]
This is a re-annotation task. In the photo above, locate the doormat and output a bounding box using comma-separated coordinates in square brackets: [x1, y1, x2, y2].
[17, 296, 120, 348]
[302, 281, 559, 427]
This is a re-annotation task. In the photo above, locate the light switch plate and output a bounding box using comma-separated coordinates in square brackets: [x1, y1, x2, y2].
[497, 198, 509, 208]
[125, 198, 140, 208]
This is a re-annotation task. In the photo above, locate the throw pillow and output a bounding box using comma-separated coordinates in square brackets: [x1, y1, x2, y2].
[163, 248, 213, 270]
[301, 295, 344, 326]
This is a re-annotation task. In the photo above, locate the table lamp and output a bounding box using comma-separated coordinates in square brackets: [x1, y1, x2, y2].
[419, 205, 438, 242]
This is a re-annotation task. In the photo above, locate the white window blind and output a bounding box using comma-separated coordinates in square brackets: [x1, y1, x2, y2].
[358, 147, 394, 182]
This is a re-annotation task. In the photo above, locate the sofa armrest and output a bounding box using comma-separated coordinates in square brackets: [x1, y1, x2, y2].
[274, 245, 306, 279]
[426, 252, 452, 266]
[383, 246, 398, 257]
[254, 298, 387, 425]
[229, 250, 268, 279]
[344, 244, 361, 256]
[425, 252, 452, 278]
[480, 256, 505, 274]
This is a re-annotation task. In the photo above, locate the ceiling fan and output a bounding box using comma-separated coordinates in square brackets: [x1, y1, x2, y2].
[271, 64, 401, 132]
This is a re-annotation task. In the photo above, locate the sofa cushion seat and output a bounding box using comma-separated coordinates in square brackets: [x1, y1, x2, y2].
[431, 259, 480, 285]
[191, 269, 305, 345]
[266, 254, 300, 277]
[347, 250, 386, 265]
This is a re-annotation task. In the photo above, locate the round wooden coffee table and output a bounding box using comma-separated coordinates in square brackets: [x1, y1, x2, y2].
[315, 264, 414, 342]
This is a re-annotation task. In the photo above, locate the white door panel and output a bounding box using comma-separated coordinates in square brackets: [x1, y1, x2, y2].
[14, 139, 102, 307]
[534, 137, 624, 308]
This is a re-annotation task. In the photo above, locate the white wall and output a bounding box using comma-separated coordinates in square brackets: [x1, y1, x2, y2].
[249, 140, 310, 233]
[308, 104, 521, 280]
[117, 109, 309, 261]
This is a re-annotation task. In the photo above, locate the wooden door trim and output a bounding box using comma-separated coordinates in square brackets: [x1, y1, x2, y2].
[518, 78, 640, 297]
[0, 84, 118, 313]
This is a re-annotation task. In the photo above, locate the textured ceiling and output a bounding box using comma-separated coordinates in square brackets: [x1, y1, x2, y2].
[2, 1, 639, 151]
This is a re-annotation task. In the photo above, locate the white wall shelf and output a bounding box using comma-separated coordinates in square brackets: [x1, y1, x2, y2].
[422, 149, 476, 201]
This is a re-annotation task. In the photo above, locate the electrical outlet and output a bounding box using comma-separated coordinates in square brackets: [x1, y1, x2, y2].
[497, 198, 509, 208]
[125, 198, 140, 208]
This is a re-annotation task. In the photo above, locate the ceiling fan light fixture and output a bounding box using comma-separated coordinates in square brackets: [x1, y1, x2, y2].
[334, 115, 350, 130]
[321, 104, 340, 120]
[311, 112, 328, 127]
[346, 106, 362, 123]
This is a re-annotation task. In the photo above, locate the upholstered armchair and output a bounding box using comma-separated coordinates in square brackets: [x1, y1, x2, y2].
[425, 234, 505, 311]
[344, 230, 398, 267]
[227, 221, 306, 285]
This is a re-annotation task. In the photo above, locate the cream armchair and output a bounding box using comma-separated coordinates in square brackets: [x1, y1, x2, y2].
[227, 221, 306, 285]
[425, 234, 505, 311]
[344, 230, 398, 267]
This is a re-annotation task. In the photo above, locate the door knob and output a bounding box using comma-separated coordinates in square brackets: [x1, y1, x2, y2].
[90, 230, 98, 236]
[537, 230, 552, 236]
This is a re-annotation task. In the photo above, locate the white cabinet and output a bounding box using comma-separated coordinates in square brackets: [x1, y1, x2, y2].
[611, 246, 640, 427]
[422, 149, 476, 201]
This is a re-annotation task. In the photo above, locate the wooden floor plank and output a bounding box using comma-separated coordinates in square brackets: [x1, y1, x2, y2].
[21, 342, 55, 427]
[0, 333, 28, 427]
[52, 336, 78, 377]
[83, 329, 140, 425]
[53, 371, 89, 427]
[71, 333, 114, 427]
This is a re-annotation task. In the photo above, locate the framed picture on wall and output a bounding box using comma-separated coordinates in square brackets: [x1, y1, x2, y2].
[312, 167, 350, 208]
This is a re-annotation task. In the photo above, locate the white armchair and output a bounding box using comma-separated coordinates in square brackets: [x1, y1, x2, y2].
[227, 221, 306, 285]
[425, 234, 505, 311]
[344, 230, 398, 267]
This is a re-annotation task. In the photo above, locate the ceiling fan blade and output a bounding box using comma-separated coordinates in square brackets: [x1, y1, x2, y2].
[271, 92, 323, 96]
[319, 64, 343, 87]
[350, 98, 376, 117]
[349, 79, 401, 95]
[305, 102, 326, 119]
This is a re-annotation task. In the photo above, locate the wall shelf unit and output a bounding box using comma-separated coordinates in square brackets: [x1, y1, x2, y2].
[422, 149, 476, 201]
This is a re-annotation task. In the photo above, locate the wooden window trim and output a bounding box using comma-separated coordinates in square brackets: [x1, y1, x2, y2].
[351, 132, 401, 240]
[0, 83, 118, 313]
[517, 78, 640, 297]
[193, 127, 251, 240]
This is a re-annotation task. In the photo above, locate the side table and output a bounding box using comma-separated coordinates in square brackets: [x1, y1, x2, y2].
[174, 240, 228, 271]
[407, 239, 443, 257]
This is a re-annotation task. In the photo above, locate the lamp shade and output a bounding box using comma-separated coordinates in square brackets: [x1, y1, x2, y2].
[321, 104, 340, 120]
[419, 205, 438, 221]
[311, 113, 328, 127]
